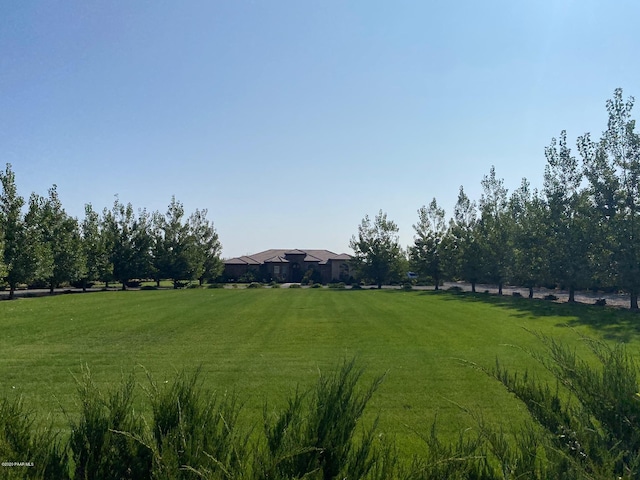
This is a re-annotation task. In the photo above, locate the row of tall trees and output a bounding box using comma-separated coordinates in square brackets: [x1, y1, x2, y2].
[0, 169, 222, 299]
[351, 89, 640, 309]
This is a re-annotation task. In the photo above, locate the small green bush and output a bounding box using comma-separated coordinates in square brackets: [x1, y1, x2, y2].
[0, 396, 68, 479]
[207, 283, 224, 289]
[544, 294, 558, 301]
[447, 285, 463, 292]
[68, 366, 151, 480]
[259, 358, 386, 479]
[311, 283, 322, 288]
[289, 283, 301, 289]
[144, 368, 248, 479]
[351, 284, 362, 290]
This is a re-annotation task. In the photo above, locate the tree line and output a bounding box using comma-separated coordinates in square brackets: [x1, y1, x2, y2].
[0, 170, 222, 299]
[351, 89, 640, 309]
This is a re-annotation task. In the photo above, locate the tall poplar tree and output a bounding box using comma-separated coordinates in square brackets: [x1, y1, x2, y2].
[444, 186, 482, 292]
[544, 131, 591, 303]
[409, 198, 446, 289]
[478, 166, 510, 295]
[0, 164, 43, 298]
[579, 89, 640, 308]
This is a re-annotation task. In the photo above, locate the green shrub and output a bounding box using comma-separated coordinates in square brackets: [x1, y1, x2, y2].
[68, 366, 151, 480]
[0, 396, 68, 479]
[207, 283, 224, 289]
[311, 283, 322, 288]
[447, 285, 463, 292]
[490, 334, 640, 478]
[247, 282, 263, 289]
[258, 358, 387, 479]
[238, 271, 258, 283]
[289, 284, 301, 289]
[351, 284, 362, 290]
[301, 268, 322, 286]
[144, 368, 249, 479]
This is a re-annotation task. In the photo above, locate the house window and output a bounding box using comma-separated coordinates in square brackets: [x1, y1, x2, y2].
[274, 266, 280, 274]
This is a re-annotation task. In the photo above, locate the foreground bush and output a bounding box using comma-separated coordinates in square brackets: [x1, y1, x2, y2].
[4, 340, 640, 479]
[257, 358, 388, 480]
[0, 396, 67, 479]
[492, 334, 640, 478]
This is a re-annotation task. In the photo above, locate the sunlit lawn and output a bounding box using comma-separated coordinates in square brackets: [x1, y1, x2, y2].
[1, 287, 638, 454]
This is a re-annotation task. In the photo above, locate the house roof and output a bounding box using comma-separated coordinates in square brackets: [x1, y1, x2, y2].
[263, 255, 289, 263]
[224, 255, 261, 265]
[224, 249, 351, 266]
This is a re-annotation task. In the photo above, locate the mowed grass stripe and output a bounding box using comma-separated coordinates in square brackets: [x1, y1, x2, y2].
[0, 288, 629, 454]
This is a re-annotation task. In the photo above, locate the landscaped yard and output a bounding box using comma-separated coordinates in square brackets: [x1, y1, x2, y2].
[1, 288, 638, 454]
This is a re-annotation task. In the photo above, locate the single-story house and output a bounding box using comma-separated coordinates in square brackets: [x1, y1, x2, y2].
[223, 249, 352, 283]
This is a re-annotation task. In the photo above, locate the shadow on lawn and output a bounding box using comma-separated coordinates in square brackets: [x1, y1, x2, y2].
[404, 289, 640, 344]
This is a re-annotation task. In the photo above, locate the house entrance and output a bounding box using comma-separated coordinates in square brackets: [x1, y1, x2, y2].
[291, 263, 302, 282]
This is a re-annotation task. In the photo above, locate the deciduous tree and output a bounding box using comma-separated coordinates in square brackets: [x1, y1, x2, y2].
[188, 208, 223, 285]
[508, 179, 548, 298]
[544, 131, 591, 303]
[34, 186, 85, 293]
[444, 187, 482, 292]
[409, 198, 446, 289]
[80, 203, 112, 291]
[0, 164, 44, 298]
[106, 198, 152, 290]
[349, 210, 404, 288]
[579, 89, 640, 308]
[477, 166, 510, 295]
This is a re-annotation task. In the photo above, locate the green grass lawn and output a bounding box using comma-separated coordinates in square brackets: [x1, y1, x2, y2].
[1, 288, 638, 454]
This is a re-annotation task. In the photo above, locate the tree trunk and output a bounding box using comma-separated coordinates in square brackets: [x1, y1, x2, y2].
[9, 283, 15, 300]
[529, 286, 534, 299]
[121, 281, 127, 291]
[568, 286, 575, 303]
[105, 281, 109, 289]
[156, 278, 161, 287]
[49, 282, 54, 294]
[498, 283, 503, 296]
[471, 281, 476, 293]
[199, 277, 204, 286]
[82, 279, 87, 293]
[631, 290, 639, 310]
[434, 274, 439, 291]
[377, 281, 382, 289]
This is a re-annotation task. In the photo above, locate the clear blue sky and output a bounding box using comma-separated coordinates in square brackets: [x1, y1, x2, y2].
[1, 1, 638, 258]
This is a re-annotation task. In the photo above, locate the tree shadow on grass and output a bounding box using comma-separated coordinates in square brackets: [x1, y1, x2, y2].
[405, 289, 640, 344]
